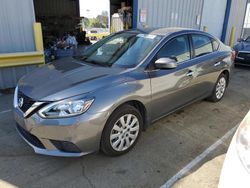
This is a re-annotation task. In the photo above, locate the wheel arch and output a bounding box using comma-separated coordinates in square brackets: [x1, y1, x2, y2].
[107, 100, 149, 131]
[221, 69, 230, 86]
[99, 99, 148, 154]
[122, 100, 148, 130]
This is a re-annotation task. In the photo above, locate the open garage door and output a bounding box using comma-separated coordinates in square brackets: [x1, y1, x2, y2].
[80, 0, 134, 35]
[34, 0, 80, 46]
[33, 0, 134, 62]
[110, 0, 133, 32]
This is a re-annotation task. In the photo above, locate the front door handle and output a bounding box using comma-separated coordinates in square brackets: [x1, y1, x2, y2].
[186, 70, 194, 77]
[214, 62, 221, 67]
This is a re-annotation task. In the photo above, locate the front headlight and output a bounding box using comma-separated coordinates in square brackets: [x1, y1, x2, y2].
[236, 111, 250, 173]
[38, 98, 94, 118]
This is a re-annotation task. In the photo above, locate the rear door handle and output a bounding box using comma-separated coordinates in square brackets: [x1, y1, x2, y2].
[186, 70, 194, 77]
[214, 62, 221, 67]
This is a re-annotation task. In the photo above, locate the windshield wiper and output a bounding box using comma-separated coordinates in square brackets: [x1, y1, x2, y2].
[80, 58, 109, 67]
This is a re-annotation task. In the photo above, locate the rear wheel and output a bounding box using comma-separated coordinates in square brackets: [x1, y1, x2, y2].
[101, 105, 142, 156]
[207, 73, 228, 102]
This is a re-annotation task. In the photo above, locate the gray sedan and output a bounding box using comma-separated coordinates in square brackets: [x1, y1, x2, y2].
[13, 28, 233, 157]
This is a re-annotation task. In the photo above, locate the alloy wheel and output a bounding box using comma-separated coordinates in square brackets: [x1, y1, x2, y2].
[215, 77, 226, 99]
[110, 114, 140, 151]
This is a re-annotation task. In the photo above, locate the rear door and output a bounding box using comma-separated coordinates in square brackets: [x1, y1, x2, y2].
[148, 35, 199, 120]
[189, 34, 223, 97]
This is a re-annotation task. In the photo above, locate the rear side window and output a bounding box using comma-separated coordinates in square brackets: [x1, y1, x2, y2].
[157, 35, 191, 63]
[191, 34, 213, 57]
[212, 39, 220, 51]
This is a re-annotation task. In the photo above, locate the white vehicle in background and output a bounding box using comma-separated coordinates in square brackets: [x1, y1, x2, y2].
[219, 111, 250, 188]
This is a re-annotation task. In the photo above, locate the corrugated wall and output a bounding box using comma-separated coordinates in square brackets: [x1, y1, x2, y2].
[137, 0, 204, 29]
[0, 0, 37, 89]
[225, 0, 248, 45]
[0, 0, 36, 53]
[0, 65, 37, 89]
[200, 0, 227, 39]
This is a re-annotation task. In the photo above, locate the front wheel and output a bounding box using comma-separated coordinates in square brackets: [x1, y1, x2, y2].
[207, 73, 228, 102]
[101, 105, 143, 156]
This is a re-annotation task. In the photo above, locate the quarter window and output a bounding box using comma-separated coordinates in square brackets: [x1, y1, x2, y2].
[212, 39, 220, 51]
[191, 34, 213, 57]
[157, 35, 191, 63]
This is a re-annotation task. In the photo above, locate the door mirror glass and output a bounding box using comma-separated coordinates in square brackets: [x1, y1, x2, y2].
[155, 58, 177, 69]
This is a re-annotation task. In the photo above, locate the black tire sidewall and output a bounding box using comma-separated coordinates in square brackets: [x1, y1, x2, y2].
[101, 105, 143, 156]
[210, 73, 227, 102]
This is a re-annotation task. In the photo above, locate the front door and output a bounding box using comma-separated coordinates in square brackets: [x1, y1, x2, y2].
[148, 35, 198, 120]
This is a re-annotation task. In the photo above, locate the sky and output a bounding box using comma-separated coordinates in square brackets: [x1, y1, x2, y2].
[79, 0, 109, 18]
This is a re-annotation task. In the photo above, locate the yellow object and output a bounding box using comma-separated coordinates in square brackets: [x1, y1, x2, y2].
[0, 52, 44, 68]
[125, 23, 128, 30]
[203, 26, 208, 32]
[33, 23, 44, 52]
[229, 26, 236, 48]
[0, 22, 45, 68]
[86, 32, 109, 40]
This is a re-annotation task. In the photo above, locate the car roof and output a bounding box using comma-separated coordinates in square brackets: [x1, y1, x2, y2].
[127, 27, 203, 37]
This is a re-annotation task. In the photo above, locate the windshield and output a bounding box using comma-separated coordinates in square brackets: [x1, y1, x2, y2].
[81, 32, 162, 68]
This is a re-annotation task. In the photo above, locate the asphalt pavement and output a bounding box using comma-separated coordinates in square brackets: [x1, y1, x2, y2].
[0, 66, 250, 188]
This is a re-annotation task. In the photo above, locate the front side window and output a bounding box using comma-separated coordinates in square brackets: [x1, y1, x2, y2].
[157, 35, 191, 63]
[192, 34, 213, 57]
[80, 32, 162, 68]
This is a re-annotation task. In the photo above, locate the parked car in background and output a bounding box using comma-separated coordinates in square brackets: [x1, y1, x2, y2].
[14, 28, 234, 157]
[219, 111, 250, 188]
[234, 36, 250, 66]
[86, 28, 109, 42]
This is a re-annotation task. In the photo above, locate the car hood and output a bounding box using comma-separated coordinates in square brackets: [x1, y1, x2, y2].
[18, 57, 126, 101]
[234, 41, 250, 51]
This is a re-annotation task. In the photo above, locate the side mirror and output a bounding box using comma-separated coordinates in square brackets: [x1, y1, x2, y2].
[237, 38, 244, 42]
[155, 58, 177, 69]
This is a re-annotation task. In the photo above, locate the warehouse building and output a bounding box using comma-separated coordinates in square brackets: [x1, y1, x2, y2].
[0, 0, 248, 89]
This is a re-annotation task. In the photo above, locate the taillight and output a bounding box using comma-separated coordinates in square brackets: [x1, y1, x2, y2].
[231, 51, 236, 61]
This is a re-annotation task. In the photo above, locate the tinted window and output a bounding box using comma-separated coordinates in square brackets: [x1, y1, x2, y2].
[157, 35, 191, 63]
[192, 34, 213, 57]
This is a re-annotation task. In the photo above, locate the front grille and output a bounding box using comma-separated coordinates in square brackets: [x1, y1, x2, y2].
[50, 140, 81, 153]
[16, 123, 45, 149]
[18, 91, 35, 113]
[238, 52, 250, 61]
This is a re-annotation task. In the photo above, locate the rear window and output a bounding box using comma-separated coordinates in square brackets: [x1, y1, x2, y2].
[191, 34, 213, 57]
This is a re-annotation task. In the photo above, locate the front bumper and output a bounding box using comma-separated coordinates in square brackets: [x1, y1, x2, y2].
[16, 123, 85, 157]
[235, 51, 250, 66]
[14, 105, 109, 157]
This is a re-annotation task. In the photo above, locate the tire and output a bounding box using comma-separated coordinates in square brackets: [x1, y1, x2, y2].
[207, 73, 228, 102]
[101, 105, 143, 156]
